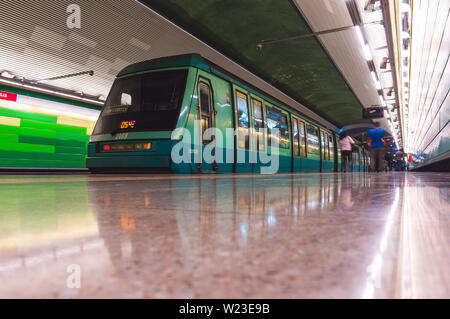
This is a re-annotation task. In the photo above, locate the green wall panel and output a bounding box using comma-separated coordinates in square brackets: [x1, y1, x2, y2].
[55, 131, 90, 142]
[0, 106, 90, 169]
[0, 142, 54, 153]
[55, 145, 85, 155]
[0, 133, 19, 143]
[0, 124, 56, 139]
[0, 150, 85, 162]
[0, 107, 57, 123]
[19, 135, 87, 148]
[0, 159, 86, 168]
[20, 119, 87, 135]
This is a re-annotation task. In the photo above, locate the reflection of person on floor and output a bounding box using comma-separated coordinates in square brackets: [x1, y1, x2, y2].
[367, 122, 386, 172]
[338, 131, 355, 172]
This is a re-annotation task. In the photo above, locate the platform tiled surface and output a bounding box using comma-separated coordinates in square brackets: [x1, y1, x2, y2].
[0, 172, 448, 298]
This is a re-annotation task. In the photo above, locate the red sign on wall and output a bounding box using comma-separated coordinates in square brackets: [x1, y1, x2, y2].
[0, 90, 18, 102]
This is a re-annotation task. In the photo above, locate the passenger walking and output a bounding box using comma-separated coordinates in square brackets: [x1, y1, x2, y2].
[338, 132, 355, 172]
[367, 122, 386, 172]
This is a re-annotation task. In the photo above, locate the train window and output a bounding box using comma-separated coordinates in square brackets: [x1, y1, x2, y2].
[329, 134, 334, 160]
[325, 132, 330, 160]
[292, 119, 300, 157]
[252, 99, 266, 152]
[236, 91, 250, 149]
[199, 82, 212, 144]
[299, 120, 307, 157]
[321, 131, 327, 160]
[94, 70, 188, 135]
[306, 125, 319, 155]
[120, 93, 132, 106]
[266, 106, 290, 149]
[337, 140, 342, 160]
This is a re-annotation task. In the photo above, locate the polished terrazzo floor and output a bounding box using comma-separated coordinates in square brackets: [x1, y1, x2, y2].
[0, 172, 448, 298]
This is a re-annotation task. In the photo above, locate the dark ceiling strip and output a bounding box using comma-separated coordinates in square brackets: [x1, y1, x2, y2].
[257, 25, 355, 48]
[35, 70, 95, 83]
[345, 0, 363, 25]
[138, 0, 339, 129]
[290, 0, 369, 127]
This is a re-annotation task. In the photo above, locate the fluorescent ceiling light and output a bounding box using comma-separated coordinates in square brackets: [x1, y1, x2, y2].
[375, 81, 381, 90]
[371, 72, 382, 89]
[363, 44, 373, 61]
[0, 78, 103, 106]
[355, 26, 365, 46]
[379, 95, 386, 106]
[370, 71, 377, 82]
[1, 71, 15, 79]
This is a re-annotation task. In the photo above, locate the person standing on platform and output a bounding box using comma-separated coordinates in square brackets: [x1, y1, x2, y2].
[338, 131, 355, 173]
[367, 122, 386, 172]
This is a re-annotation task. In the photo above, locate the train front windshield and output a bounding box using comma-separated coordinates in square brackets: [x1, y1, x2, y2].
[93, 69, 188, 135]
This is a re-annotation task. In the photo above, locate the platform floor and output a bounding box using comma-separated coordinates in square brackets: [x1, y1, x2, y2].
[0, 172, 448, 298]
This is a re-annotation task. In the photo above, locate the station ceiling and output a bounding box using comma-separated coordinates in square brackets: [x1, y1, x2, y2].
[143, 0, 369, 127]
[1, 0, 396, 130]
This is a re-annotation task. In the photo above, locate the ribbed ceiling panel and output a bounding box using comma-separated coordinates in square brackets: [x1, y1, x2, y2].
[0, 0, 336, 129]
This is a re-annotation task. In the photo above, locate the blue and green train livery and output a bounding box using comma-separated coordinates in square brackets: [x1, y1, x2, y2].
[87, 54, 368, 174]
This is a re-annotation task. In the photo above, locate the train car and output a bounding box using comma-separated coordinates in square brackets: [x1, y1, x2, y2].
[87, 54, 361, 174]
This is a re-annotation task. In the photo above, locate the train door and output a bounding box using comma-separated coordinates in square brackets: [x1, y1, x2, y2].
[292, 117, 301, 172]
[234, 87, 252, 173]
[194, 71, 233, 173]
[320, 130, 325, 172]
[304, 124, 321, 172]
[291, 117, 307, 172]
[197, 78, 215, 172]
[328, 133, 336, 172]
[266, 104, 292, 173]
[298, 120, 307, 172]
[320, 130, 332, 172]
[336, 133, 342, 172]
[250, 96, 267, 174]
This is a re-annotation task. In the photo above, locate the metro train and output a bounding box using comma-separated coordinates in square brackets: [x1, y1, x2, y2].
[87, 54, 369, 174]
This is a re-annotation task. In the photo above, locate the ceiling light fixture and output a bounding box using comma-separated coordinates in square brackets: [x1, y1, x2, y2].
[1, 71, 15, 79]
[363, 44, 373, 61]
[379, 95, 387, 107]
[0, 76, 104, 106]
[371, 72, 382, 90]
[356, 26, 365, 46]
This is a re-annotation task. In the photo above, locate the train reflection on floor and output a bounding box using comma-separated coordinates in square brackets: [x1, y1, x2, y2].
[0, 172, 448, 298]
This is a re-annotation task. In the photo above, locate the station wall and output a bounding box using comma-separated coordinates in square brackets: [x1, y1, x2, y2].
[408, 0, 449, 168]
[0, 86, 100, 169]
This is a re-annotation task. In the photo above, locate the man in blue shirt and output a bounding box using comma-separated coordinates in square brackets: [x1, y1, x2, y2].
[367, 122, 386, 172]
